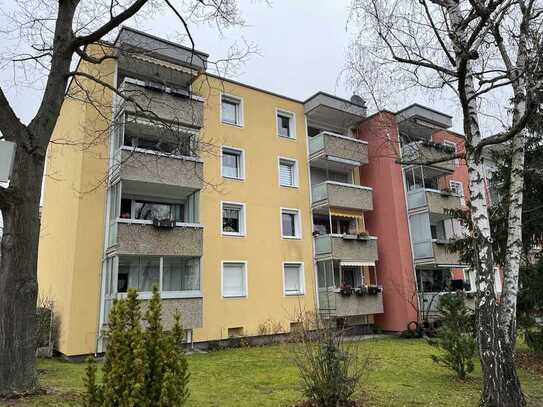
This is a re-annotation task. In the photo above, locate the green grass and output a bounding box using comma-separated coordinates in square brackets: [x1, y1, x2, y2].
[4, 337, 543, 406]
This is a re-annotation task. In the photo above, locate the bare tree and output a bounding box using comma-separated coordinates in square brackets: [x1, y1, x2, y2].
[346, 1, 542, 405]
[0, 0, 247, 396]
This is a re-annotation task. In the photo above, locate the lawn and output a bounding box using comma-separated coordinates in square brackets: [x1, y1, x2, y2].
[4, 337, 543, 406]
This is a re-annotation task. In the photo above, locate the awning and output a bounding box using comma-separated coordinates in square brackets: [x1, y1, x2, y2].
[340, 261, 375, 267]
[330, 208, 363, 219]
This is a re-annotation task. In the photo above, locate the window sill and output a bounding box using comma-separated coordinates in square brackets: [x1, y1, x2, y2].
[285, 292, 304, 297]
[117, 219, 203, 228]
[223, 175, 245, 182]
[117, 291, 203, 300]
[222, 295, 248, 299]
[222, 232, 246, 237]
[221, 121, 244, 128]
[277, 134, 297, 141]
[280, 184, 299, 189]
[282, 236, 302, 240]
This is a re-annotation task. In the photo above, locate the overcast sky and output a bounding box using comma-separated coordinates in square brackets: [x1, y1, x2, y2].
[1, 0, 503, 132]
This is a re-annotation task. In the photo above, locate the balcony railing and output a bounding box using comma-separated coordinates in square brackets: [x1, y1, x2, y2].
[407, 188, 463, 213]
[312, 181, 373, 211]
[120, 148, 203, 191]
[309, 132, 368, 166]
[402, 141, 455, 172]
[413, 239, 463, 266]
[114, 221, 203, 256]
[319, 290, 384, 317]
[314, 234, 378, 263]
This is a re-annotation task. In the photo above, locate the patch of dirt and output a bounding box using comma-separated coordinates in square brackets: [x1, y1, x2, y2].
[516, 351, 543, 376]
[292, 400, 364, 406]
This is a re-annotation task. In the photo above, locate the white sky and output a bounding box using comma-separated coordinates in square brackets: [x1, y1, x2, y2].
[1, 0, 507, 133]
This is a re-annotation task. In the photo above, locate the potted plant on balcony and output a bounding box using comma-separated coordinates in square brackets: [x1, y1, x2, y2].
[368, 285, 381, 295]
[440, 187, 454, 197]
[339, 283, 353, 296]
[357, 230, 369, 239]
[152, 217, 175, 229]
[355, 285, 367, 297]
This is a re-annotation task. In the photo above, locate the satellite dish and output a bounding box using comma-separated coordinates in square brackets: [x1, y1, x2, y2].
[350, 94, 366, 107]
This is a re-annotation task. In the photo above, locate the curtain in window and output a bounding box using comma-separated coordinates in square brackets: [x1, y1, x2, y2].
[222, 152, 239, 178]
[222, 100, 238, 124]
[280, 162, 294, 186]
[162, 257, 200, 291]
[282, 212, 296, 236]
[223, 206, 240, 233]
[223, 263, 245, 297]
[120, 256, 160, 293]
[284, 264, 301, 293]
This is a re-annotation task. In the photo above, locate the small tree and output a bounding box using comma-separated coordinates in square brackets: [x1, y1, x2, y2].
[84, 287, 189, 406]
[291, 316, 365, 406]
[428, 294, 477, 380]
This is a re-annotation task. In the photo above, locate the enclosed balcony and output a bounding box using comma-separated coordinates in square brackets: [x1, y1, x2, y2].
[113, 114, 203, 193]
[309, 131, 368, 170]
[407, 188, 463, 213]
[312, 181, 373, 211]
[316, 260, 383, 317]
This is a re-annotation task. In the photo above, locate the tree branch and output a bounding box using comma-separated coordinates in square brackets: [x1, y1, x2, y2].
[0, 87, 28, 144]
[73, 0, 148, 46]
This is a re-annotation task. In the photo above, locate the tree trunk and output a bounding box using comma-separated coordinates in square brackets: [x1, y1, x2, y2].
[0, 143, 44, 395]
[462, 67, 526, 407]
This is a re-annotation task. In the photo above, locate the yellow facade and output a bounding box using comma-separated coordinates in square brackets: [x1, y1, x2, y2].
[194, 77, 316, 341]
[38, 55, 316, 353]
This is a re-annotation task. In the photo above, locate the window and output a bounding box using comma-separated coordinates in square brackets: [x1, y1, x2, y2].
[118, 256, 160, 293]
[222, 262, 247, 297]
[278, 158, 298, 187]
[222, 202, 246, 236]
[276, 110, 296, 139]
[281, 208, 301, 239]
[162, 257, 200, 292]
[117, 255, 201, 296]
[120, 198, 184, 222]
[222, 147, 244, 180]
[450, 180, 465, 205]
[283, 263, 304, 295]
[221, 94, 243, 126]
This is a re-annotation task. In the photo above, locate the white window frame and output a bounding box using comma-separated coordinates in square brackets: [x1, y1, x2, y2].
[276, 109, 296, 140]
[277, 156, 299, 188]
[221, 145, 245, 180]
[220, 93, 244, 127]
[280, 207, 302, 239]
[449, 180, 465, 206]
[443, 140, 458, 166]
[221, 261, 248, 298]
[283, 262, 305, 296]
[221, 201, 247, 237]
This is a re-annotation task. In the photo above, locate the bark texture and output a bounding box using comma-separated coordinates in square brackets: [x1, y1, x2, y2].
[0, 145, 44, 394]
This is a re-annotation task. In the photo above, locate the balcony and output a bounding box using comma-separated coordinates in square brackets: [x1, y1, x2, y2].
[319, 291, 384, 317]
[119, 80, 204, 127]
[140, 298, 203, 330]
[120, 148, 203, 192]
[309, 132, 368, 170]
[305, 92, 366, 132]
[407, 188, 463, 213]
[312, 181, 373, 211]
[402, 141, 455, 172]
[314, 234, 378, 263]
[432, 241, 463, 265]
[115, 221, 203, 256]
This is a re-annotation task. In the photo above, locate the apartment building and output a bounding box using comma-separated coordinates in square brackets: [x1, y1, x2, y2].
[37, 27, 492, 356]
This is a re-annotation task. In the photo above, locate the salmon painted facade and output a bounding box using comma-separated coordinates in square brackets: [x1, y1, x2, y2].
[37, 28, 498, 356]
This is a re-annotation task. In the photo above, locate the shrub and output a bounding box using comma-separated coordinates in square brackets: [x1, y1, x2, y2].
[428, 293, 476, 380]
[291, 317, 365, 406]
[83, 287, 189, 406]
[525, 328, 543, 354]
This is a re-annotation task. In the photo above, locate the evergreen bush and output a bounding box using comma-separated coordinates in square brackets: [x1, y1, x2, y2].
[83, 287, 189, 406]
[428, 293, 477, 380]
